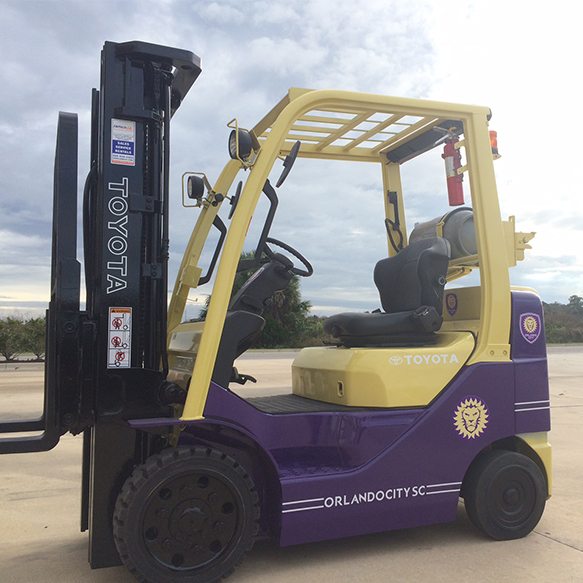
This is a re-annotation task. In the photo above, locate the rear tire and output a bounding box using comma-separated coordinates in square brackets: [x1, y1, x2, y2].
[463, 450, 546, 540]
[113, 446, 260, 583]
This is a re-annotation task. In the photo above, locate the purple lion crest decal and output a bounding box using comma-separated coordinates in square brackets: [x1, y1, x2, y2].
[445, 293, 458, 316]
[520, 312, 541, 344]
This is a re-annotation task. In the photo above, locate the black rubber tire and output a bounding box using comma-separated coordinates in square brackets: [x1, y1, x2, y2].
[113, 446, 260, 583]
[463, 450, 546, 540]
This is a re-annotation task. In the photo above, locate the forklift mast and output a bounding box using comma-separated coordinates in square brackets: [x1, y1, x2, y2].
[0, 40, 201, 567]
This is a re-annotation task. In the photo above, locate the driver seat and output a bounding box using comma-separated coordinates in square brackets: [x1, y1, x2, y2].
[324, 237, 450, 347]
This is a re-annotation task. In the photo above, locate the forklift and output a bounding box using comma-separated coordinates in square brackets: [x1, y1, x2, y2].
[0, 40, 551, 583]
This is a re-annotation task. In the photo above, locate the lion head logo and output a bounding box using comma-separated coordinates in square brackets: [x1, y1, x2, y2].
[523, 316, 537, 334]
[520, 313, 541, 344]
[454, 397, 489, 439]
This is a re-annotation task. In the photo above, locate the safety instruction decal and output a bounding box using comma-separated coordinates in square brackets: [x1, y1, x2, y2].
[111, 119, 136, 166]
[108, 307, 132, 368]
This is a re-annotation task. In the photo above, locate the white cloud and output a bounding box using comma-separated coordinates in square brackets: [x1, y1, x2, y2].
[0, 0, 581, 322]
[200, 2, 245, 25]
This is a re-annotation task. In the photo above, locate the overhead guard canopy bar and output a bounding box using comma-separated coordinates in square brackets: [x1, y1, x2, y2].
[252, 88, 476, 163]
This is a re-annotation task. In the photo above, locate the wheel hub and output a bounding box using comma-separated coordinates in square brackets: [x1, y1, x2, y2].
[492, 471, 535, 527]
[174, 502, 209, 538]
[141, 472, 240, 571]
[502, 487, 520, 506]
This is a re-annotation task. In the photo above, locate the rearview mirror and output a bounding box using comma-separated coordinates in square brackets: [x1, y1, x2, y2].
[276, 140, 301, 187]
[182, 172, 213, 207]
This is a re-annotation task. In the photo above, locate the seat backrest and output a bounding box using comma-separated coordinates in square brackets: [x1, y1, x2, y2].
[374, 237, 450, 314]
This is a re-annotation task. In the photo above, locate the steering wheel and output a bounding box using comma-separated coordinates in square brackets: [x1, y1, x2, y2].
[263, 237, 313, 277]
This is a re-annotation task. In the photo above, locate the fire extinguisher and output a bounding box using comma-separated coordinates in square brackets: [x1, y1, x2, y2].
[442, 135, 464, 206]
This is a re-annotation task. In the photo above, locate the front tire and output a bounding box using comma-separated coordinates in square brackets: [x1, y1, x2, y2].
[113, 446, 260, 583]
[463, 450, 546, 540]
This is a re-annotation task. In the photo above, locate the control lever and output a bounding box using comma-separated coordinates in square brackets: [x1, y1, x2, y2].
[230, 367, 257, 385]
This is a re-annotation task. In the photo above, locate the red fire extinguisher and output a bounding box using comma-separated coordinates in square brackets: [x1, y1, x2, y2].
[442, 135, 464, 206]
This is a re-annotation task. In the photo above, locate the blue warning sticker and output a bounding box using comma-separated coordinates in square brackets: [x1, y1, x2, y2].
[111, 119, 136, 166]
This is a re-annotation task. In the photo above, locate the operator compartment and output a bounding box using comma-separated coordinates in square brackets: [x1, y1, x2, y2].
[292, 332, 475, 408]
[294, 207, 478, 409]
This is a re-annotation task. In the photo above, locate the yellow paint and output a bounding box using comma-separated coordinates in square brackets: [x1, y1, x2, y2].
[169, 321, 205, 353]
[381, 161, 407, 256]
[181, 149, 284, 419]
[291, 332, 475, 408]
[167, 160, 241, 336]
[519, 432, 553, 496]
[443, 286, 481, 320]
[462, 112, 511, 365]
[439, 287, 480, 335]
[503, 216, 536, 266]
[178, 88, 523, 420]
[166, 321, 205, 391]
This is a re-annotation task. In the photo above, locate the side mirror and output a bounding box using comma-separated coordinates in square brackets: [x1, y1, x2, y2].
[276, 140, 300, 187]
[228, 180, 243, 219]
[182, 172, 213, 207]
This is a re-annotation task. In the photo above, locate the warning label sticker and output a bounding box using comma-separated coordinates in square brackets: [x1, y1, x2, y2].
[111, 119, 136, 166]
[107, 307, 132, 368]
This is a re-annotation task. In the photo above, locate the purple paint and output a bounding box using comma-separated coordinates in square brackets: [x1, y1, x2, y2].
[202, 383, 422, 472]
[511, 291, 547, 360]
[511, 291, 551, 433]
[127, 289, 550, 548]
[276, 363, 515, 545]
[179, 362, 516, 546]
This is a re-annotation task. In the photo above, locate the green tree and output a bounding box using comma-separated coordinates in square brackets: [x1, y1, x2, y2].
[543, 299, 583, 343]
[258, 276, 312, 347]
[568, 295, 583, 313]
[23, 317, 46, 361]
[0, 317, 26, 361]
[199, 251, 317, 348]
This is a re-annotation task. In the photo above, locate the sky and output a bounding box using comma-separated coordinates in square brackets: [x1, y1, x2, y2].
[0, 0, 582, 319]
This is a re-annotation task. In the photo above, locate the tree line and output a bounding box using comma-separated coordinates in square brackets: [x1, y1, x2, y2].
[2, 295, 582, 361]
[0, 317, 46, 361]
[543, 295, 583, 343]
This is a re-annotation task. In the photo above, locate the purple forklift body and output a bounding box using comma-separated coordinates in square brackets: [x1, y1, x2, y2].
[131, 291, 550, 547]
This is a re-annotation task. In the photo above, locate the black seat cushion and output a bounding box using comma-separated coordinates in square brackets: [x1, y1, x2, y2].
[324, 307, 442, 347]
[324, 238, 450, 347]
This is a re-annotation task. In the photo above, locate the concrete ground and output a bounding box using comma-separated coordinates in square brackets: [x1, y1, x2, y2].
[0, 346, 581, 582]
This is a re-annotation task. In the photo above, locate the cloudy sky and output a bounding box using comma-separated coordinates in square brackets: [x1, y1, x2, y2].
[1, 0, 582, 319]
